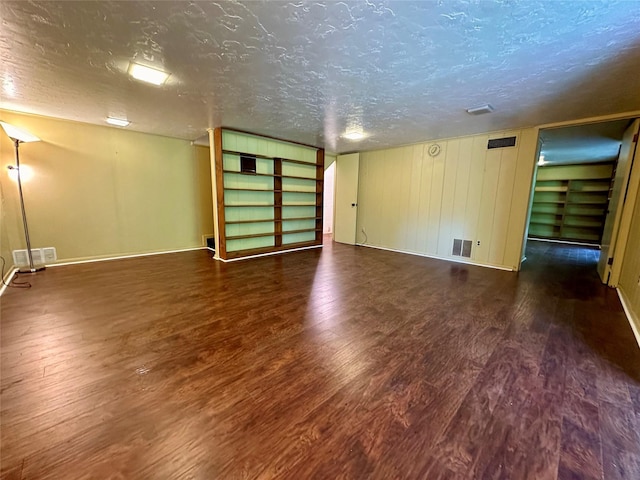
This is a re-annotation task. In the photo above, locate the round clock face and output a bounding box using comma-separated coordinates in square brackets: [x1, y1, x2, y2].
[428, 144, 441, 157]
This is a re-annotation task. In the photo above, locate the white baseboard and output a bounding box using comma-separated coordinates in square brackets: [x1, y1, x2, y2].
[617, 287, 640, 349]
[48, 247, 208, 268]
[0, 266, 19, 297]
[527, 237, 600, 248]
[356, 243, 514, 272]
[217, 244, 323, 262]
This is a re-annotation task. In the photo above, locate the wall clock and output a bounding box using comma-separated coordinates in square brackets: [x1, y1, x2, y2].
[428, 143, 441, 157]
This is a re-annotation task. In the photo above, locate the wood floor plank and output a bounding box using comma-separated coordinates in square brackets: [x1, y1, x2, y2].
[558, 417, 603, 480]
[2, 238, 640, 479]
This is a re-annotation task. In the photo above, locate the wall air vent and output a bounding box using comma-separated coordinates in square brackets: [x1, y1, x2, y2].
[452, 239, 462, 256]
[42, 247, 57, 263]
[12, 249, 44, 267]
[488, 136, 517, 149]
[452, 239, 472, 258]
[12, 247, 56, 267]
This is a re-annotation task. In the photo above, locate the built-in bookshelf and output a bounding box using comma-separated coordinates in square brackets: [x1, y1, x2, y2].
[528, 163, 614, 244]
[213, 128, 324, 260]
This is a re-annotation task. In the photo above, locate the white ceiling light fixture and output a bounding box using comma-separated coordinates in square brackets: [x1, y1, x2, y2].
[106, 117, 131, 127]
[128, 62, 170, 86]
[538, 155, 546, 166]
[466, 104, 495, 115]
[3, 77, 16, 98]
[343, 129, 366, 141]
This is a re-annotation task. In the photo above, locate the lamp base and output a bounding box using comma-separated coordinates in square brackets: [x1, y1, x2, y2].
[18, 265, 46, 274]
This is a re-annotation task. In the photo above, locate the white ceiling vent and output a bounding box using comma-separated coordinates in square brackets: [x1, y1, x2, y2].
[466, 104, 494, 115]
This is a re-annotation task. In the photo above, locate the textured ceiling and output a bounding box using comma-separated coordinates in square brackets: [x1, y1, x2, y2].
[1, 1, 640, 153]
[540, 119, 630, 166]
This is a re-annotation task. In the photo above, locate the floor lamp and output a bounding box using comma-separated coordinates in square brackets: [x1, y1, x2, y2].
[1, 121, 45, 273]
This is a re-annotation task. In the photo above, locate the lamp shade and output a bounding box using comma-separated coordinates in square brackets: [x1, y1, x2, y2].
[0, 121, 40, 143]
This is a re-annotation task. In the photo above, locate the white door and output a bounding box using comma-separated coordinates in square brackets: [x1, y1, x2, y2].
[598, 119, 640, 284]
[333, 153, 360, 245]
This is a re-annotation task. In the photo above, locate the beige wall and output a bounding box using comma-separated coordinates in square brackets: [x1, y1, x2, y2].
[0, 172, 13, 279]
[619, 166, 640, 334]
[325, 154, 336, 169]
[0, 110, 213, 265]
[356, 129, 538, 270]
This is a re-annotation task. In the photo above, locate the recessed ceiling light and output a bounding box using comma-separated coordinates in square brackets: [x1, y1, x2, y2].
[343, 130, 366, 140]
[128, 62, 170, 86]
[466, 104, 494, 115]
[106, 117, 130, 127]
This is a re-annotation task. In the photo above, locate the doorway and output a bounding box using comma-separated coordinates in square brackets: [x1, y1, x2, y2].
[524, 118, 638, 281]
[323, 161, 336, 236]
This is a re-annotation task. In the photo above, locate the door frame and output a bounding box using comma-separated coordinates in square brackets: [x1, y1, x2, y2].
[333, 153, 360, 245]
[518, 110, 640, 272]
[598, 119, 640, 284]
[608, 122, 640, 286]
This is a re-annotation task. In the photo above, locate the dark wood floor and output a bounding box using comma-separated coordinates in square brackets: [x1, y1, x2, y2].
[1, 238, 639, 479]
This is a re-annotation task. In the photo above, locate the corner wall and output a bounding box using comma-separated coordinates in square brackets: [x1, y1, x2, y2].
[356, 128, 538, 270]
[0, 110, 213, 265]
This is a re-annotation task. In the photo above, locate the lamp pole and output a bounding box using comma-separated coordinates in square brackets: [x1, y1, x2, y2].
[10, 139, 44, 273]
[1, 121, 44, 273]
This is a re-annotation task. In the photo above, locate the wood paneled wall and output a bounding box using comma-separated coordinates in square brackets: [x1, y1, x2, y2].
[356, 129, 538, 270]
[619, 169, 640, 336]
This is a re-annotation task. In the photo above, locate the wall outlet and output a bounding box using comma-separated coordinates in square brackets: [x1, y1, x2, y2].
[477, 240, 481, 246]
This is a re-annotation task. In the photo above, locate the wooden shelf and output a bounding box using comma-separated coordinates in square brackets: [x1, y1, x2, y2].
[225, 204, 277, 208]
[530, 221, 562, 227]
[225, 216, 320, 225]
[216, 128, 324, 260]
[225, 204, 317, 209]
[534, 186, 569, 192]
[224, 187, 273, 192]
[282, 216, 321, 222]
[564, 211, 605, 217]
[529, 173, 611, 244]
[566, 201, 608, 206]
[223, 169, 317, 181]
[226, 232, 275, 241]
[224, 188, 316, 194]
[562, 224, 602, 230]
[225, 218, 275, 225]
[223, 149, 317, 167]
[224, 240, 321, 259]
[223, 169, 276, 178]
[569, 187, 609, 193]
[282, 228, 322, 235]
